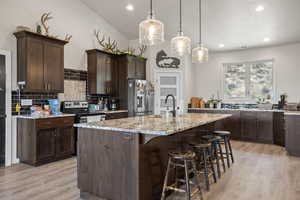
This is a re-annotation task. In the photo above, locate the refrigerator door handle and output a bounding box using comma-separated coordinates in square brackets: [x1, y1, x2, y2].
[0, 114, 7, 118]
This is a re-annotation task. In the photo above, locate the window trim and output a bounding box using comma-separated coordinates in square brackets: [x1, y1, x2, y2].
[221, 59, 275, 103]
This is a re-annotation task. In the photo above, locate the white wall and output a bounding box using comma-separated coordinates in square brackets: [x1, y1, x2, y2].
[0, 0, 129, 165]
[129, 39, 196, 111]
[0, 0, 129, 90]
[193, 43, 300, 103]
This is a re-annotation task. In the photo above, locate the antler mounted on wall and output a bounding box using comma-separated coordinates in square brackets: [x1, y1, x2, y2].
[94, 30, 118, 53]
[138, 45, 147, 57]
[41, 12, 52, 36]
[126, 47, 136, 55]
[64, 34, 72, 42]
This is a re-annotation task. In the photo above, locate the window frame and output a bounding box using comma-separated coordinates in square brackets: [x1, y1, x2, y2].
[221, 59, 275, 103]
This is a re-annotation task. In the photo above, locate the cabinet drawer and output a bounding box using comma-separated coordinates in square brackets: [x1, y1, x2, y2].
[36, 117, 74, 129]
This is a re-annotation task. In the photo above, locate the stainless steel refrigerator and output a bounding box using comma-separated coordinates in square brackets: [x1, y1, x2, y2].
[0, 55, 5, 167]
[128, 80, 154, 117]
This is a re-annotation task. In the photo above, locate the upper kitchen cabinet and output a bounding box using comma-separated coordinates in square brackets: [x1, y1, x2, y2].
[14, 31, 68, 93]
[86, 49, 116, 95]
[117, 55, 146, 80]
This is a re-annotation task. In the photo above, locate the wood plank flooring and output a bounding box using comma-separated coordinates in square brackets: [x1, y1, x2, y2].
[0, 141, 300, 200]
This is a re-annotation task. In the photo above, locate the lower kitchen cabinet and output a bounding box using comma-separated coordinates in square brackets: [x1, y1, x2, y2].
[17, 116, 75, 166]
[106, 112, 128, 120]
[189, 109, 280, 144]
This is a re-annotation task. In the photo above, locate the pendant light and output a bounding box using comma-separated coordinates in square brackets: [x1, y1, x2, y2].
[171, 0, 191, 57]
[192, 0, 209, 63]
[139, 0, 165, 46]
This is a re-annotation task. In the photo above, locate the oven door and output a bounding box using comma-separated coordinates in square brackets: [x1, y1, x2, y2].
[80, 115, 106, 123]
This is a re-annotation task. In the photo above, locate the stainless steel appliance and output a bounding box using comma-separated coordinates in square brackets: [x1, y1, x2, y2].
[0, 55, 6, 167]
[61, 101, 106, 155]
[128, 80, 154, 117]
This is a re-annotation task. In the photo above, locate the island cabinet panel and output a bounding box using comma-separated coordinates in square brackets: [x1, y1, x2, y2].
[14, 31, 67, 93]
[17, 117, 75, 166]
[78, 129, 139, 200]
[256, 112, 274, 143]
[77, 124, 218, 200]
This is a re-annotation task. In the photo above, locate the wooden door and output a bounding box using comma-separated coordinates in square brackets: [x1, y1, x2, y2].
[56, 126, 74, 158]
[241, 111, 257, 141]
[26, 37, 44, 91]
[257, 112, 273, 143]
[44, 41, 64, 92]
[36, 128, 56, 162]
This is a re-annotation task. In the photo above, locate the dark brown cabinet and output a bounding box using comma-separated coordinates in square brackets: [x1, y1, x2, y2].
[86, 49, 115, 95]
[256, 112, 273, 143]
[17, 116, 75, 166]
[121, 55, 146, 80]
[106, 112, 128, 120]
[241, 111, 258, 141]
[14, 31, 67, 93]
[189, 109, 279, 144]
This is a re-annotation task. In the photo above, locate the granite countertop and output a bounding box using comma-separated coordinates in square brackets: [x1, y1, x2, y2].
[188, 108, 284, 112]
[284, 111, 300, 116]
[75, 113, 231, 135]
[16, 113, 76, 119]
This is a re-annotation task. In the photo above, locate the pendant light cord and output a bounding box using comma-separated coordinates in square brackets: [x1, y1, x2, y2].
[150, 0, 153, 18]
[179, 0, 182, 33]
[199, 0, 202, 44]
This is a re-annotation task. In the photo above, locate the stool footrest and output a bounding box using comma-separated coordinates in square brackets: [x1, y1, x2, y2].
[166, 186, 185, 193]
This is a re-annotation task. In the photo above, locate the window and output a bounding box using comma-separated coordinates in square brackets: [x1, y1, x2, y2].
[156, 72, 181, 114]
[223, 60, 274, 102]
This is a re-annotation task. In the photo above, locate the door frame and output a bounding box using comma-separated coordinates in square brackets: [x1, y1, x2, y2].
[154, 72, 182, 115]
[0, 50, 12, 167]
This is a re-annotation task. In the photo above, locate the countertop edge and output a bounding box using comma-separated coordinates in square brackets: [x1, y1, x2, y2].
[74, 114, 231, 136]
[16, 114, 76, 119]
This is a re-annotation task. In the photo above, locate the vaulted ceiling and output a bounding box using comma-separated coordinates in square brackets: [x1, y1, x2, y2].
[80, 0, 300, 51]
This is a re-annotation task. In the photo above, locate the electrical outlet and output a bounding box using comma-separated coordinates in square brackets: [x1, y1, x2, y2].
[21, 99, 33, 106]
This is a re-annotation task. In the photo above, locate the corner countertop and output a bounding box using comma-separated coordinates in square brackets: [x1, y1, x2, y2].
[16, 113, 76, 119]
[74, 113, 231, 136]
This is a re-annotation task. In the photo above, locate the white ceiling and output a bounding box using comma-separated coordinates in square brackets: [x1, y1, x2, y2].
[80, 0, 300, 51]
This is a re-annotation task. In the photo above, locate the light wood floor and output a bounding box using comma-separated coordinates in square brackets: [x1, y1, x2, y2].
[0, 141, 300, 200]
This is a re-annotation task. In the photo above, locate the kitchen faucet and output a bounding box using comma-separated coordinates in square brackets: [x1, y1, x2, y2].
[165, 94, 176, 117]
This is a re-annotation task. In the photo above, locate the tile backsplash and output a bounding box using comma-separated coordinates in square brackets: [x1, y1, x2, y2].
[12, 92, 57, 115]
[58, 80, 86, 101]
[12, 68, 112, 115]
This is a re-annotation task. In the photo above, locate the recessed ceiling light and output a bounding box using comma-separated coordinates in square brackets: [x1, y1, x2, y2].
[126, 4, 134, 11]
[264, 37, 270, 42]
[219, 44, 225, 48]
[256, 5, 265, 12]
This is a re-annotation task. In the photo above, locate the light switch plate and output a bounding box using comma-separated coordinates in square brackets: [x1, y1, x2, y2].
[21, 99, 33, 106]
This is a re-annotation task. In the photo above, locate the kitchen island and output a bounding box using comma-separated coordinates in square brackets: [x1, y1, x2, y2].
[75, 113, 231, 200]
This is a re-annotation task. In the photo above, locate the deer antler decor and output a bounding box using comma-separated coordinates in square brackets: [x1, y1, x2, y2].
[126, 47, 136, 56]
[138, 45, 147, 57]
[94, 30, 118, 53]
[41, 12, 52, 35]
[64, 34, 72, 42]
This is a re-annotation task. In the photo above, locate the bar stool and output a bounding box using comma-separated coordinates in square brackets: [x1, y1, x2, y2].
[213, 131, 234, 168]
[161, 151, 204, 200]
[188, 141, 217, 191]
[201, 135, 226, 178]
